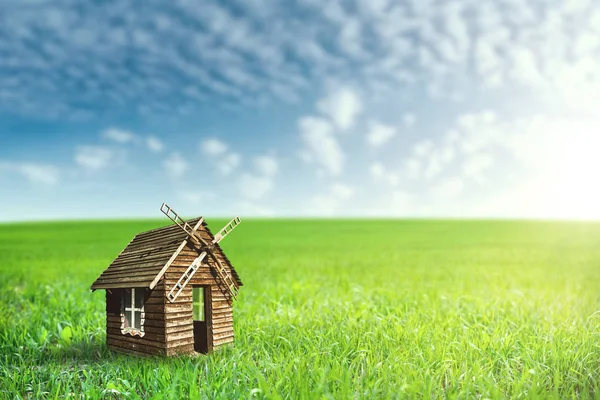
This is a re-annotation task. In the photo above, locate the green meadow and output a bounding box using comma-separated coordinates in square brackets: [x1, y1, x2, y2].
[0, 219, 599, 399]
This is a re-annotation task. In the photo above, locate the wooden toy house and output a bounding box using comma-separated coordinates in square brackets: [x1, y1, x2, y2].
[90, 204, 242, 356]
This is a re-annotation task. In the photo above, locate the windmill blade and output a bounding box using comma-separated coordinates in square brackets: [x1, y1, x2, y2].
[160, 203, 203, 240]
[167, 251, 208, 303]
[213, 217, 241, 243]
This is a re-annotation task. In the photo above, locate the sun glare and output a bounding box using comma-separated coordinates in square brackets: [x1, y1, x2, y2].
[544, 120, 600, 219]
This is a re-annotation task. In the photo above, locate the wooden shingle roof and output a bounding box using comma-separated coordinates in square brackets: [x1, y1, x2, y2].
[90, 217, 243, 290]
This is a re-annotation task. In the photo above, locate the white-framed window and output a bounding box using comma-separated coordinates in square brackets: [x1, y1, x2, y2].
[120, 288, 145, 337]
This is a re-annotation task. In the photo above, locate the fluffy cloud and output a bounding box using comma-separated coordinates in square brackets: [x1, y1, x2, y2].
[366, 121, 397, 148]
[146, 136, 164, 152]
[200, 138, 241, 175]
[0, 162, 60, 185]
[1, 0, 600, 120]
[254, 155, 278, 177]
[217, 153, 241, 175]
[307, 182, 355, 216]
[238, 173, 273, 200]
[299, 116, 343, 176]
[75, 146, 113, 171]
[369, 162, 399, 186]
[317, 87, 362, 130]
[102, 128, 137, 143]
[163, 152, 188, 177]
[201, 138, 228, 156]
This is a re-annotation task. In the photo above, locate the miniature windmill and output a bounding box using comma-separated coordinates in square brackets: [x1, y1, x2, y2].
[160, 203, 241, 303]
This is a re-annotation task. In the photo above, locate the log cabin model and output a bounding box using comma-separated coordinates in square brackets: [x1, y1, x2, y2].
[90, 203, 243, 356]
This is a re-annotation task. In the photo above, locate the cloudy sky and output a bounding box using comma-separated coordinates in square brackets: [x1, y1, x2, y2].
[1, 0, 599, 221]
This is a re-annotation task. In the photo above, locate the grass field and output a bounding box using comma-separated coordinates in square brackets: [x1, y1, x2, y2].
[0, 219, 599, 399]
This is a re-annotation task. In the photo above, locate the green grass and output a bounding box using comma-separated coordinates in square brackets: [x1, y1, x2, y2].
[1, 219, 599, 399]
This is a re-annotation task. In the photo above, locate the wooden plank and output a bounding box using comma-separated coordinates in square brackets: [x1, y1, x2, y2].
[165, 317, 194, 328]
[94, 273, 159, 285]
[213, 336, 234, 347]
[166, 344, 195, 356]
[107, 327, 165, 342]
[116, 239, 181, 258]
[165, 336, 196, 349]
[95, 281, 155, 290]
[107, 332, 165, 347]
[213, 331, 234, 341]
[108, 343, 160, 357]
[166, 329, 194, 342]
[212, 326, 233, 335]
[149, 217, 205, 290]
[98, 263, 173, 275]
[165, 303, 192, 313]
[107, 319, 165, 335]
[107, 337, 166, 354]
[212, 315, 233, 324]
[165, 324, 193, 334]
[106, 250, 176, 268]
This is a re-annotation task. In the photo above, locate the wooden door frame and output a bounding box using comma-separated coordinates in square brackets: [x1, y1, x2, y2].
[192, 285, 213, 353]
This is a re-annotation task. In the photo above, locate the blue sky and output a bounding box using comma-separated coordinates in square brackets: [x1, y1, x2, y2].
[1, 0, 600, 221]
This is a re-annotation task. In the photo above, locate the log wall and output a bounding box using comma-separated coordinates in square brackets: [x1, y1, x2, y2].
[105, 283, 167, 356]
[163, 243, 235, 356]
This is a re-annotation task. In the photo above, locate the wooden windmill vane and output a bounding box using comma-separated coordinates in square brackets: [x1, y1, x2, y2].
[91, 204, 243, 356]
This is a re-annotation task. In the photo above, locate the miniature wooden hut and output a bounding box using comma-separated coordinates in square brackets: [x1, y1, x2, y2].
[90, 204, 242, 357]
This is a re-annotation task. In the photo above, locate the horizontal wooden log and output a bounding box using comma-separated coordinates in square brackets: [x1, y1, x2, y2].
[118, 236, 183, 255]
[108, 343, 158, 357]
[98, 263, 169, 276]
[212, 315, 233, 324]
[166, 329, 194, 342]
[166, 344, 196, 356]
[213, 336, 234, 347]
[144, 304, 165, 314]
[166, 317, 194, 328]
[107, 337, 166, 354]
[165, 336, 195, 349]
[165, 324, 193, 334]
[214, 331, 234, 341]
[108, 327, 165, 342]
[212, 309, 232, 318]
[93, 273, 159, 285]
[107, 320, 165, 335]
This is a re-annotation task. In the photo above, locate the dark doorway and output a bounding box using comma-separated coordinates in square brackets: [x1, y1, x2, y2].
[193, 286, 212, 353]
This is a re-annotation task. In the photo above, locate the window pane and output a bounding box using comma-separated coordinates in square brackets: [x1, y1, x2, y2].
[134, 311, 141, 329]
[193, 287, 204, 321]
[123, 289, 132, 308]
[134, 288, 144, 308]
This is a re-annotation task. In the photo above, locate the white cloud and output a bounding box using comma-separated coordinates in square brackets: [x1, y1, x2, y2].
[366, 121, 397, 148]
[216, 153, 241, 175]
[317, 87, 362, 130]
[370, 162, 400, 186]
[200, 138, 228, 156]
[164, 152, 188, 177]
[238, 173, 273, 200]
[102, 128, 137, 143]
[254, 155, 278, 177]
[431, 177, 464, 198]
[179, 190, 215, 205]
[199, 138, 241, 175]
[331, 183, 354, 199]
[75, 146, 113, 171]
[306, 182, 355, 216]
[299, 116, 343, 176]
[463, 153, 494, 183]
[146, 136, 163, 152]
[0, 162, 60, 185]
[403, 113, 416, 128]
